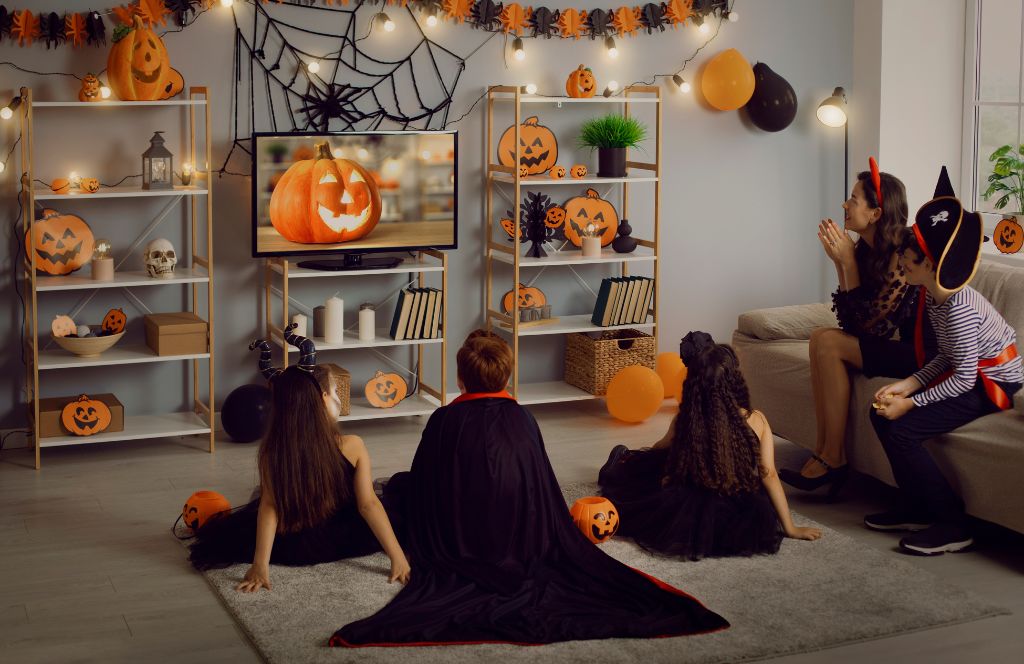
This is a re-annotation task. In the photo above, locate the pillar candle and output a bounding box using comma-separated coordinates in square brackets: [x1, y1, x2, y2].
[358, 303, 376, 341]
[325, 296, 344, 344]
[581, 236, 601, 258]
[313, 306, 326, 338]
[290, 313, 307, 338]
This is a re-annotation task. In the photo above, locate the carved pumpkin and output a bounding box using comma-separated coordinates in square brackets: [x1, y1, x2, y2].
[24, 208, 95, 275]
[994, 216, 1024, 254]
[50, 178, 71, 195]
[570, 496, 620, 544]
[78, 73, 102, 102]
[549, 165, 566, 179]
[519, 165, 529, 178]
[497, 116, 559, 175]
[80, 178, 100, 193]
[364, 370, 408, 408]
[106, 17, 184, 101]
[501, 283, 547, 314]
[563, 188, 618, 247]
[570, 164, 588, 179]
[500, 217, 519, 239]
[52, 315, 77, 338]
[101, 308, 128, 335]
[270, 142, 382, 244]
[544, 205, 566, 228]
[181, 490, 231, 533]
[565, 64, 597, 98]
[61, 394, 113, 436]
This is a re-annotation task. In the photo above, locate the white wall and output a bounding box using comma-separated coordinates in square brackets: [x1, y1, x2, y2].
[0, 0, 853, 435]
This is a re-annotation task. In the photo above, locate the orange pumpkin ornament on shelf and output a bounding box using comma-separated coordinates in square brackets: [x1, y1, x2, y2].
[269, 142, 382, 244]
[101, 308, 128, 335]
[181, 491, 231, 533]
[61, 394, 112, 436]
[501, 283, 547, 314]
[549, 165, 566, 179]
[500, 217, 519, 239]
[497, 116, 559, 176]
[994, 216, 1024, 254]
[51, 315, 78, 338]
[106, 16, 184, 101]
[563, 188, 619, 247]
[570, 496, 620, 544]
[365, 370, 408, 408]
[569, 164, 588, 179]
[50, 178, 71, 195]
[519, 165, 529, 178]
[80, 178, 100, 193]
[565, 65, 597, 98]
[544, 205, 566, 229]
[25, 208, 95, 275]
[78, 73, 102, 102]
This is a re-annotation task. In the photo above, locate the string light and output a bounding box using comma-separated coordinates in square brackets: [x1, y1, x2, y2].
[425, 9, 439, 27]
[307, 60, 321, 74]
[0, 161, 5, 174]
[219, 0, 233, 7]
[512, 37, 525, 61]
[698, 22, 710, 34]
[602, 80, 620, 97]
[522, 83, 538, 95]
[726, 10, 739, 22]
[332, 147, 345, 158]
[671, 74, 692, 93]
[356, 147, 370, 160]
[605, 36, 618, 59]
[1, 95, 22, 121]
[100, 84, 112, 99]
[375, 12, 395, 32]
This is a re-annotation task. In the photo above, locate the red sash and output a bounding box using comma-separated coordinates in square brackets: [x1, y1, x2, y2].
[450, 390, 516, 405]
[924, 345, 1019, 411]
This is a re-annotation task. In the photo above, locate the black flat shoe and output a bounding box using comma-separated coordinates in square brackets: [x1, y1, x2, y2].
[779, 455, 849, 500]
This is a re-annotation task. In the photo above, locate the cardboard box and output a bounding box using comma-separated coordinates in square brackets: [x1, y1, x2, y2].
[39, 393, 124, 438]
[144, 312, 208, 356]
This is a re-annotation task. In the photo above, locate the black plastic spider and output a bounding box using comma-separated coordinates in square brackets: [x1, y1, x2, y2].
[297, 82, 366, 131]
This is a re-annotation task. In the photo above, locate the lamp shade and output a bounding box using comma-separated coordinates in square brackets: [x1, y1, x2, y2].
[816, 87, 847, 128]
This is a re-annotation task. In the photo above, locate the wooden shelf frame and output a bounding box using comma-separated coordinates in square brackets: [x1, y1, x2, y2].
[263, 250, 448, 422]
[19, 86, 216, 468]
[483, 84, 661, 402]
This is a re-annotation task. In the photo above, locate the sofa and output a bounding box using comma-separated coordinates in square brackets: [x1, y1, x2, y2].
[732, 261, 1024, 534]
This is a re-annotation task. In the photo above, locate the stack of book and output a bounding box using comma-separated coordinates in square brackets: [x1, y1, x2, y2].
[590, 277, 655, 327]
[389, 288, 444, 340]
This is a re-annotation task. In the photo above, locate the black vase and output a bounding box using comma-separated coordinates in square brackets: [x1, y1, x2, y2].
[597, 147, 626, 178]
[612, 218, 637, 254]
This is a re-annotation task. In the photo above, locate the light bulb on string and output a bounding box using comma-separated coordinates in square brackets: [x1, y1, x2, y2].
[605, 36, 618, 59]
[0, 106, 12, 121]
[671, 74, 691, 93]
[356, 147, 370, 160]
[602, 80, 620, 97]
[100, 84, 112, 99]
[333, 147, 345, 158]
[425, 10, 439, 27]
[307, 60, 321, 75]
[698, 21, 710, 34]
[512, 37, 525, 61]
[522, 83, 537, 95]
[726, 10, 739, 22]
[219, 0, 233, 8]
[0, 160, 6, 174]
[375, 12, 395, 32]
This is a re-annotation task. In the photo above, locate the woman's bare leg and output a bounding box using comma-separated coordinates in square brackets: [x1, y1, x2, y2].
[802, 329, 863, 479]
[801, 328, 831, 474]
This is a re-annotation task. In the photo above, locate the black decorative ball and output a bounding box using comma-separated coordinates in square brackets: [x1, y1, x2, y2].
[221, 384, 272, 443]
[744, 62, 798, 133]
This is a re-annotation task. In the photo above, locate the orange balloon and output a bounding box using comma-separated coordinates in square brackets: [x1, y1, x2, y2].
[702, 48, 755, 111]
[674, 364, 689, 403]
[606, 365, 664, 423]
[655, 352, 684, 399]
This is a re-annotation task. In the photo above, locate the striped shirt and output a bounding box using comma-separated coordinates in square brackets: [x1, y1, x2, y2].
[911, 286, 1022, 407]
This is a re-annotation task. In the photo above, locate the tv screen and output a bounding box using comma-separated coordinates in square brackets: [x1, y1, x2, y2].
[252, 131, 457, 258]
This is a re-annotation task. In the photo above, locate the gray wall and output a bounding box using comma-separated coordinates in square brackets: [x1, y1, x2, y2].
[0, 0, 852, 431]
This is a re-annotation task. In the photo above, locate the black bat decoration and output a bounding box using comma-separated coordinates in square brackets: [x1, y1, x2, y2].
[42, 12, 65, 49]
[472, 0, 503, 31]
[0, 7, 12, 42]
[530, 7, 560, 38]
[587, 8, 611, 39]
[85, 10, 106, 46]
[640, 3, 665, 33]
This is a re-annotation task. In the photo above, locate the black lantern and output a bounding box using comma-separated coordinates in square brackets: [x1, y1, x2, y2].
[142, 131, 173, 190]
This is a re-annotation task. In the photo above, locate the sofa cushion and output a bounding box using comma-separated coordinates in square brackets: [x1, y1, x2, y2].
[736, 303, 838, 341]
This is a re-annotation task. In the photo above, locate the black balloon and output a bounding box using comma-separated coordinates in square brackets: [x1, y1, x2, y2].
[744, 62, 798, 132]
[221, 384, 272, 443]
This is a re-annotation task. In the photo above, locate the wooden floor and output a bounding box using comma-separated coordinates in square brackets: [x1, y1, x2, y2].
[1, 400, 1022, 663]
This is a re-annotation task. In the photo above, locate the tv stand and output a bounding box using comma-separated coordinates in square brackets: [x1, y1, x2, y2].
[297, 254, 403, 271]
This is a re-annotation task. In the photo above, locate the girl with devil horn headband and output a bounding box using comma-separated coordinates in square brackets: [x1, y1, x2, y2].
[189, 323, 411, 591]
[779, 159, 936, 497]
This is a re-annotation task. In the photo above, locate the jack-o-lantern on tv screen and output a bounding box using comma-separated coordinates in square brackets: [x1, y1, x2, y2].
[562, 188, 619, 247]
[497, 116, 559, 175]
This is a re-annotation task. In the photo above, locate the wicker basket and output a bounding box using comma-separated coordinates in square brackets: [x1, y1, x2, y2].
[322, 363, 351, 416]
[564, 329, 656, 396]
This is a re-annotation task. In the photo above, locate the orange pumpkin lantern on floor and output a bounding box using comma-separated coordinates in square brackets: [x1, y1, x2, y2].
[25, 208, 95, 275]
[570, 496, 620, 544]
[497, 116, 559, 175]
[365, 370, 408, 408]
[563, 188, 618, 247]
[182, 491, 231, 533]
[106, 16, 184, 101]
[994, 217, 1024, 254]
[566, 65, 597, 98]
[270, 142, 382, 244]
[501, 283, 547, 314]
[61, 394, 113, 436]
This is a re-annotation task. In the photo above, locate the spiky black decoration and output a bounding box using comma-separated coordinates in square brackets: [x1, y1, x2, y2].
[298, 82, 366, 131]
[640, 3, 665, 33]
[472, 0, 503, 31]
[41, 11, 64, 49]
[587, 8, 611, 39]
[85, 10, 105, 46]
[505, 191, 566, 258]
[0, 7, 13, 42]
[531, 6, 559, 38]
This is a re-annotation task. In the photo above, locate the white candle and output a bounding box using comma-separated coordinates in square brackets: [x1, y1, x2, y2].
[325, 296, 344, 344]
[581, 236, 601, 257]
[290, 313, 307, 338]
[358, 304, 376, 341]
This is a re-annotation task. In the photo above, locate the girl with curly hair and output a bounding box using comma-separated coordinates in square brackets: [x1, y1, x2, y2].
[598, 332, 821, 559]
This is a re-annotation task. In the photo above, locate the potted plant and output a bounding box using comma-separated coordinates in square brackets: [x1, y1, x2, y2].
[577, 114, 648, 178]
[983, 144, 1024, 255]
[266, 142, 288, 163]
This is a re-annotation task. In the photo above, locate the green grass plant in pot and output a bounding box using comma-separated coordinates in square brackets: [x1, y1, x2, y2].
[578, 114, 648, 178]
[983, 144, 1024, 215]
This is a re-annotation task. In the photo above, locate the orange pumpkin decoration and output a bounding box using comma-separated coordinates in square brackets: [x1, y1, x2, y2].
[570, 496, 620, 544]
[51, 314, 77, 338]
[565, 65, 597, 98]
[106, 16, 184, 101]
[292, 145, 315, 162]
[78, 73, 102, 102]
[269, 142, 382, 244]
[25, 208, 95, 275]
[500, 217, 519, 239]
[365, 370, 408, 408]
[519, 165, 529, 178]
[501, 283, 547, 314]
[80, 178, 100, 193]
[101, 308, 128, 334]
[61, 394, 112, 436]
[497, 116, 559, 175]
[181, 490, 231, 533]
[544, 205, 566, 228]
[994, 216, 1024, 254]
[50, 178, 71, 194]
[549, 165, 566, 179]
[570, 164, 588, 179]
[563, 188, 619, 247]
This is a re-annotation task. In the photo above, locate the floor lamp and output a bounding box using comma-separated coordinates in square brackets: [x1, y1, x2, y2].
[817, 87, 849, 198]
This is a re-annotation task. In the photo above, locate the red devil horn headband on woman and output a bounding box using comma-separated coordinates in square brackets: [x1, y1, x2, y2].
[248, 322, 317, 381]
[869, 157, 884, 208]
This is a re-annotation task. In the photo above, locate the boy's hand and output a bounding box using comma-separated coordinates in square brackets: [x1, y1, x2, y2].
[874, 377, 920, 402]
[876, 395, 915, 420]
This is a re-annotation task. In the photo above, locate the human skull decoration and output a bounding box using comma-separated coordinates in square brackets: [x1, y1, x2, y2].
[144, 238, 177, 279]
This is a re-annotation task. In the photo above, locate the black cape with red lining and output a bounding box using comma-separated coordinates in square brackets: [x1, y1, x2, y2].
[330, 393, 728, 647]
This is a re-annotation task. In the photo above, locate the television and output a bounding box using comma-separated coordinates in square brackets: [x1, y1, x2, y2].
[252, 131, 457, 268]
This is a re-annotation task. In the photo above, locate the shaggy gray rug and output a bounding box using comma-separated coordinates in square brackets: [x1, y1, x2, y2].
[200, 483, 1007, 663]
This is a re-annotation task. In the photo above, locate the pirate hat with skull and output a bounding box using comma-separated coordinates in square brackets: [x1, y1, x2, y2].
[249, 322, 317, 382]
[909, 166, 984, 295]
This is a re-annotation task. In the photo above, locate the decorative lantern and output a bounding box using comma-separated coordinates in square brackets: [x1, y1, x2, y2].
[142, 131, 173, 190]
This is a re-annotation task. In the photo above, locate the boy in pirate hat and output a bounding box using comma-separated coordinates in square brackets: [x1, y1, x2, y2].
[867, 167, 1022, 555]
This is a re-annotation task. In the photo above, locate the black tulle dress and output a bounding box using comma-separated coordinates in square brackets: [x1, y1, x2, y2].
[598, 446, 782, 560]
[188, 455, 383, 571]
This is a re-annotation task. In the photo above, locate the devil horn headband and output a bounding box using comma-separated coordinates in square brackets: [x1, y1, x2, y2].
[249, 322, 317, 382]
[869, 157, 884, 208]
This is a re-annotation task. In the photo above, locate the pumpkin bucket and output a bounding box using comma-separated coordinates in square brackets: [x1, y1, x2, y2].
[564, 329, 655, 396]
[569, 496, 620, 544]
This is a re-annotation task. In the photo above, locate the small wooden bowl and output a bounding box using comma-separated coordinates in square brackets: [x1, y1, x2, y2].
[52, 330, 125, 358]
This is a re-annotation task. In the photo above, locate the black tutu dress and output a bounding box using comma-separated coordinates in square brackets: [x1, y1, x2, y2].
[189, 456, 384, 571]
[598, 446, 782, 560]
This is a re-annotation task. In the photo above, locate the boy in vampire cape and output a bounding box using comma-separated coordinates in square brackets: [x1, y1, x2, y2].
[330, 330, 728, 647]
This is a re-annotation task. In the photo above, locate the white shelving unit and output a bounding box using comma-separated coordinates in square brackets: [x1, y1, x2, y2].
[484, 86, 661, 403]
[19, 87, 215, 468]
